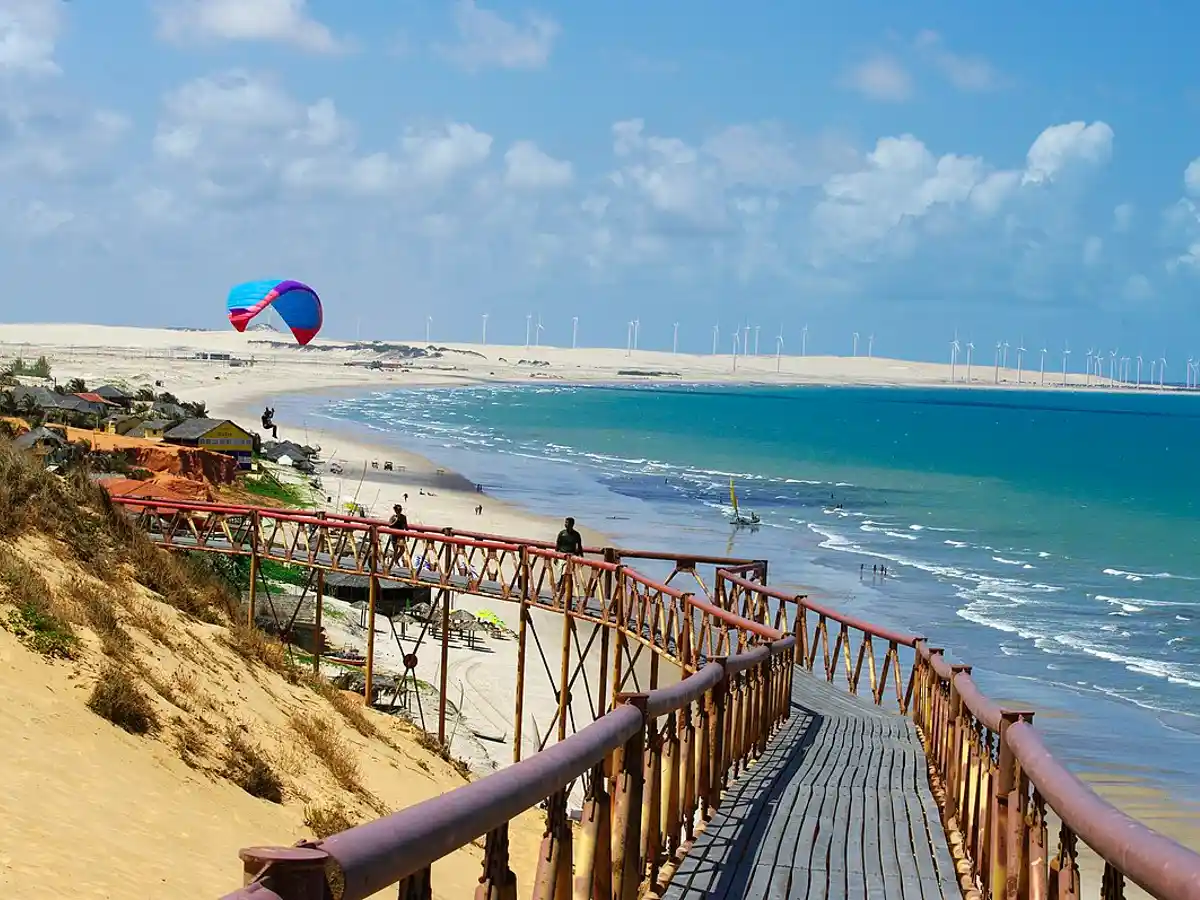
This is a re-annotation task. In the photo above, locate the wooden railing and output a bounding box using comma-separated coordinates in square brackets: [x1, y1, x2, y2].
[110, 497, 1200, 900]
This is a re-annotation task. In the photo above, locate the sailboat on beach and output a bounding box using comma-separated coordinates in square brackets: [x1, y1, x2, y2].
[728, 478, 760, 528]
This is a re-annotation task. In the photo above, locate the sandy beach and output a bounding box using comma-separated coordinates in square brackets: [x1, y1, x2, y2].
[2, 322, 1197, 880]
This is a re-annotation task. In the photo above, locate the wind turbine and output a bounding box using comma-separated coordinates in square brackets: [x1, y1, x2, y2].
[1002, 341, 1009, 370]
[852, 332, 859, 357]
[626, 321, 634, 356]
[1085, 348, 1094, 386]
[1136, 355, 1143, 388]
[949, 334, 960, 382]
[1062, 343, 1071, 385]
[994, 341, 1001, 384]
[481, 313, 488, 345]
[525, 314, 532, 348]
[732, 333, 739, 372]
[1016, 340, 1026, 385]
[742, 325, 750, 356]
[754, 325, 761, 356]
[633, 319, 641, 351]
[426, 315, 432, 344]
[1109, 349, 1118, 385]
[1039, 346, 1047, 386]
[966, 341, 974, 383]
[1189, 358, 1196, 389]
[1160, 354, 1167, 387]
[712, 325, 719, 355]
[673, 322, 679, 354]
[868, 334, 875, 358]
[801, 325, 808, 357]
[1150, 358, 1157, 385]
[572, 316, 578, 349]
[775, 333, 784, 372]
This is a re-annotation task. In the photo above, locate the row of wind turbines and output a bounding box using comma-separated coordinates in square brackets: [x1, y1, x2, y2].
[947, 334, 1187, 388]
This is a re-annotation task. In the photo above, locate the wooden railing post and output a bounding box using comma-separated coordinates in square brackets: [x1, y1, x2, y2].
[238, 846, 329, 900]
[247, 509, 261, 626]
[661, 708, 682, 859]
[575, 763, 612, 900]
[364, 525, 379, 705]
[708, 656, 729, 806]
[613, 694, 648, 900]
[679, 702, 697, 845]
[476, 823, 518, 900]
[514, 546, 530, 763]
[641, 714, 663, 882]
[532, 789, 572, 899]
[438, 529, 453, 745]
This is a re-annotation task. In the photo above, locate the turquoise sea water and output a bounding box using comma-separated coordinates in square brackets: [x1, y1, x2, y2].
[308, 384, 1200, 798]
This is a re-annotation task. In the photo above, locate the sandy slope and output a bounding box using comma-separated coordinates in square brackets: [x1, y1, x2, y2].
[0, 535, 543, 899]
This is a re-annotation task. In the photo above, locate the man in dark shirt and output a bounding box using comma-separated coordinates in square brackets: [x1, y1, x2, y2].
[386, 504, 407, 563]
[555, 517, 583, 555]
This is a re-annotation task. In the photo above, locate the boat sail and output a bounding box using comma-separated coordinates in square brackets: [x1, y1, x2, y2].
[728, 478, 760, 527]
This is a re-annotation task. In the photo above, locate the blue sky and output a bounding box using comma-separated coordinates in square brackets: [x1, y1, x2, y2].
[4, 0, 1200, 365]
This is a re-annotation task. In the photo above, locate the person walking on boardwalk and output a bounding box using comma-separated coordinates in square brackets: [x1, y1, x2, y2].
[386, 504, 407, 566]
[555, 517, 583, 593]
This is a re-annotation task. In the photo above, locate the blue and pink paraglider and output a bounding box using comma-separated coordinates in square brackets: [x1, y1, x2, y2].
[226, 279, 323, 346]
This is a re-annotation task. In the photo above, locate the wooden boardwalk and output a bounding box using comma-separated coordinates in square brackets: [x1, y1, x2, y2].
[137, 526, 958, 898]
[664, 672, 959, 900]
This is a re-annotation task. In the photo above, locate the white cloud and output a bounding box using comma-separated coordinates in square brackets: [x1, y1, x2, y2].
[151, 71, 494, 204]
[0, 0, 63, 75]
[1083, 235, 1103, 267]
[436, 0, 559, 71]
[914, 30, 1000, 92]
[1124, 274, 1153, 301]
[401, 122, 493, 183]
[504, 141, 573, 189]
[843, 56, 912, 102]
[1023, 121, 1113, 185]
[1185, 158, 1200, 197]
[1113, 202, 1133, 233]
[156, 0, 348, 54]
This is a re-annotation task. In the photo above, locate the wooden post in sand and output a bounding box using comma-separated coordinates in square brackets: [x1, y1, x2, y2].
[247, 510, 261, 627]
[313, 569, 324, 676]
[364, 527, 378, 705]
[513, 546, 530, 763]
[438, 530, 453, 745]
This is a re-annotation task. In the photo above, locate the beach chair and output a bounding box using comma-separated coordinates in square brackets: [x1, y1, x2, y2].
[383, 460, 393, 471]
[371, 459, 379, 469]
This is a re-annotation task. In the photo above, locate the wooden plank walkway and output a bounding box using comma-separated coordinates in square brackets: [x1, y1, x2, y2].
[663, 671, 959, 900]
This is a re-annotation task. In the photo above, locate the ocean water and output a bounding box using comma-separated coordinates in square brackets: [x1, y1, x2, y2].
[308, 383, 1200, 799]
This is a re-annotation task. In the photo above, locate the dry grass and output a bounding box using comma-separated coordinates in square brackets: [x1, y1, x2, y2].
[121, 599, 174, 646]
[303, 803, 357, 838]
[87, 665, 159, 735]
[225, 729, 284, 803]
[302, 673, 384, 741]
[172, 716, 208, 767]
[290, 712, 363, 794]
[73, 578, 133, 659]
[224, 623, 292, 676]
[413, 728, 473, 781]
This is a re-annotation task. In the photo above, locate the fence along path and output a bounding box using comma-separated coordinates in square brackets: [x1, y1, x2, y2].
[113, 497, 1200, 900]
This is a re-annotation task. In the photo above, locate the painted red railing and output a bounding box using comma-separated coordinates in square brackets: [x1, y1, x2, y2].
[110, 497, 1200, 900]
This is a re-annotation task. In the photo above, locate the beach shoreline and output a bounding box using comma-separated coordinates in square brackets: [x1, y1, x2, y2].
[2, 323, 1198, 858]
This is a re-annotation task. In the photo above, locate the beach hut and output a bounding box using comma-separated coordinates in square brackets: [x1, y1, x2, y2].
[320, 572, 431, 617]
[92, 384, 133, 408]
[127, 418, 171, 440]
[163, 417, 254, 470]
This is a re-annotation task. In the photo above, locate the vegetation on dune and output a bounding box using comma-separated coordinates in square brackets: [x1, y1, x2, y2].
[3, 356, 52, 378]
[0, 435, 475, 837]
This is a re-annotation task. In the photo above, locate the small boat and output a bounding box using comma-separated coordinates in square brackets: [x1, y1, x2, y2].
[326, 651, 367, 667]
[729, 478, 760, 528]
[471, 730, 508, 744]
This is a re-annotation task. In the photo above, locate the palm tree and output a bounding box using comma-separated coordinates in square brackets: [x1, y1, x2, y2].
[65, 378, 87, 394]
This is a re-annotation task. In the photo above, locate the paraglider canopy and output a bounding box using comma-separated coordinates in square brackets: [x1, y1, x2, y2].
[227, 279, 323, 346]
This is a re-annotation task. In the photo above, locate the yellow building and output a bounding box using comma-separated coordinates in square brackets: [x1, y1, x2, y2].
[163, 418, 254, 470]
